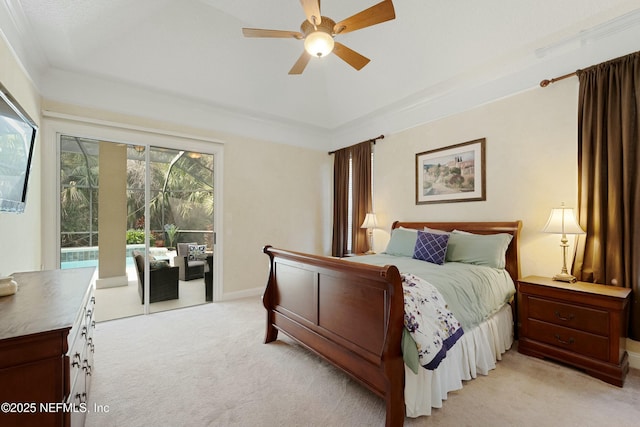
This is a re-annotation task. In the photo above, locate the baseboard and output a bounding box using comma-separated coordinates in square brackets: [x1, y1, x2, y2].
[96, 275, 128, 289]
[221, 286, 263, 301]
[628, 349, 640, 370]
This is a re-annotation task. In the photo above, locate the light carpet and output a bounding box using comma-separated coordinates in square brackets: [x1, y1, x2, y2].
[86, 297, 640, 427]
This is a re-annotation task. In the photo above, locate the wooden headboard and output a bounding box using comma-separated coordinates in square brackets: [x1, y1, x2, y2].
[391, 220, 522, 283]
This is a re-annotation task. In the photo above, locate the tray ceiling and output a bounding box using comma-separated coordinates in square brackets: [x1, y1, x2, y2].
[2, 0, 639, 149]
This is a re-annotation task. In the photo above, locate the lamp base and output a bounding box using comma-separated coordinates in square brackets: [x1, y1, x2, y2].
[553, 272, 577, 283]
[364, 250, 376, 255]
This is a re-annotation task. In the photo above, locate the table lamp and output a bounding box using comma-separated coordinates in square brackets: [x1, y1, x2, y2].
[542, 202, 585, 283]
[360, 213, 378, 254]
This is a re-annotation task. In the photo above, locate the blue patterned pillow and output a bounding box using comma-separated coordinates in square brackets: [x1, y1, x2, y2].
[188, 244, 206, 260]
[413, 230, 450, 265]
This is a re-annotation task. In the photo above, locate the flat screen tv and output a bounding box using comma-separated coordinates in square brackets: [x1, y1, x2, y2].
[0, 83, 37, 214]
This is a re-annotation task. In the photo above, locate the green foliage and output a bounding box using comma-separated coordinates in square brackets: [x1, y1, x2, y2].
[448, 174, 465, 188]
[466, 176, 475, 189]
[126, 229, 155, 245]
[164, 224, 179, 248]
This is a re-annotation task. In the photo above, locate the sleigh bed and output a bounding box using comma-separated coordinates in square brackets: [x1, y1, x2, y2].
[262, 220, 522, 426]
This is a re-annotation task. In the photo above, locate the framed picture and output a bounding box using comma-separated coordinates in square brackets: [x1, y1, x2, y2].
[415, 138, 486, 204]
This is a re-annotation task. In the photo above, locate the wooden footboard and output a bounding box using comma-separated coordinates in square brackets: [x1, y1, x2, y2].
[262, 246, 406, 426]
[262, 220, 522, 426]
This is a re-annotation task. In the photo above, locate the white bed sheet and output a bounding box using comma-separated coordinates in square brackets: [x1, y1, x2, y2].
[404, 303, 514, 417]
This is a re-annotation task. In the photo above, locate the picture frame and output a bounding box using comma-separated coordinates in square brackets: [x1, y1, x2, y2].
[415, 138, 486, 204]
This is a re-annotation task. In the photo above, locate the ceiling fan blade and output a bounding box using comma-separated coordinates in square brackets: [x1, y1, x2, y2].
[289, 51, 312, 75]
[300, 0, 321, 26]
[242, 28, 303, 39]
[333, 0, 395, 35]
[332, 42, 370, 70]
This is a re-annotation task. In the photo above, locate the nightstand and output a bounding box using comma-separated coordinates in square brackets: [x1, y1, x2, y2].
[517, 275, 631, 387]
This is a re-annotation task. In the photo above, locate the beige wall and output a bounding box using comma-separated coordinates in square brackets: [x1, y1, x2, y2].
[223, 136, 331, 294]
[372, 80, 580, 280]
[0, 36, 42, 276]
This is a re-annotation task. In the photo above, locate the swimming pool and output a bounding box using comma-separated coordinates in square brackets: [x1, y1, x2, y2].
[61, 258, 136, 269]
[60, 244, 151, 270]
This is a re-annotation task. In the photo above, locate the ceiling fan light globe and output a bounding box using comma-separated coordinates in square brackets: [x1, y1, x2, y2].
[304, 31, 334, 57]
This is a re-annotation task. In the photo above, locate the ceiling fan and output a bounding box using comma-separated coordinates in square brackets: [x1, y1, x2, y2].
[242, 0, 396, 74]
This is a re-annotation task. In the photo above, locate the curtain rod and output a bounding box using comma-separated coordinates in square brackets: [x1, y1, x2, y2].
[328, 134, 385, 155]
[541, 51, 640, 88]
[540, 70, 579, 87]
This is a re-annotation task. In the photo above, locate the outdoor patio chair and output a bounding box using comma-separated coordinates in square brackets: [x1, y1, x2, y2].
[132, 251, 179, 303]
[173, 242, 206, 281]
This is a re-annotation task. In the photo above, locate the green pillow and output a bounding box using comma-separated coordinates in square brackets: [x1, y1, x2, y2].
[150, 260, 170, 269]
[445, 232, 512, 269]
[383, 227, 418, 257]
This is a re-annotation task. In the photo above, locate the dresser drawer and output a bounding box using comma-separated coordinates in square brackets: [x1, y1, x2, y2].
[528, 296, 609, 335]
[528, 319, 609, 361]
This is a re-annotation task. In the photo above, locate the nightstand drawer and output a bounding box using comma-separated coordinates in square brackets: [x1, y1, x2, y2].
[528, 319, 609, 361]
[528, 296, 609, 335]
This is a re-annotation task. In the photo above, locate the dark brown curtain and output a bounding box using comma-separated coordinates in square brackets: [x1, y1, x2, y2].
[332, 148, 350, 257]
[573, 51, 640, 340]
[331, 141, 372, 257]
[351, 142, 372, 255]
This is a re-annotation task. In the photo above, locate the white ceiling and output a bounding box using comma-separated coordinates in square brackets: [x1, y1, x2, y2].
[1, 0, 640, 150]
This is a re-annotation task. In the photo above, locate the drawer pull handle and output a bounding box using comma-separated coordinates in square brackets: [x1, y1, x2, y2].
[554, 334, 575, 345]
[71, 352, 81, 367]
[554, 311, 575, 322]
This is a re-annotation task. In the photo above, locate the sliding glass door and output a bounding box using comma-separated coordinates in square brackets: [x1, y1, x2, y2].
[146, 146, 214, 314]
[59, 135, 216, 321]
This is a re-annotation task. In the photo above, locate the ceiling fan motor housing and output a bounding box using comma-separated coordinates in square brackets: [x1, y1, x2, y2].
[301, 16, 336, 57]
[301, 16, 337, 37]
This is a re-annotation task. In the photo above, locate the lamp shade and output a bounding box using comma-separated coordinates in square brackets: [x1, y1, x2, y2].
[542, 204, 585, 235]
[304, 31, 334, 57]
[360, 213, 378, 229]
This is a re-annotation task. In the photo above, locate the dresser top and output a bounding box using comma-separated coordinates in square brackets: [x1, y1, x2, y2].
[520, 275, 632, 299]
[0, 268, 96, 341]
